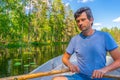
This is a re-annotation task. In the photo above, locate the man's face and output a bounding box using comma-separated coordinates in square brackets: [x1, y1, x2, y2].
[75, 12, 93, 31]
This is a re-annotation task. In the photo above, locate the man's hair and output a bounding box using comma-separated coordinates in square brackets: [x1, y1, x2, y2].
[74, 7, 94, 20]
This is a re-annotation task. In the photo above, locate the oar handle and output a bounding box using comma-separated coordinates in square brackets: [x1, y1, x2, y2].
[104, 74, 120, 79]
[0, 68, 70, 80]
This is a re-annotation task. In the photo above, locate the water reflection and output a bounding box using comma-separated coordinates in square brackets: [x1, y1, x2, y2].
[0, 44, 67, 78]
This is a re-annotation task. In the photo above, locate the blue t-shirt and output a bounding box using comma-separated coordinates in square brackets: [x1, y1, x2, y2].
[66, 30, 118, 76]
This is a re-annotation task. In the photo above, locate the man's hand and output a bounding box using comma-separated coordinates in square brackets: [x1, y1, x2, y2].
[92, 69, 107, 79]
[68, 64, 80, 73]
[62, 52, 80, 73]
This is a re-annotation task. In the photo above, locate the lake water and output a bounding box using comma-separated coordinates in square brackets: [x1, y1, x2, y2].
[0, 44, 67, 78]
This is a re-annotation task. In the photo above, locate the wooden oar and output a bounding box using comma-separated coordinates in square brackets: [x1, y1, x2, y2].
[0, 68, 70, 80]
[0, 68, 120, 80]
[103, 74, 120, 79]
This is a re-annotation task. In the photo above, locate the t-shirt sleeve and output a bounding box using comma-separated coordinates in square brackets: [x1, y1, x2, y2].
[66, 38, 75, 55]
[105, 32, 118, 51]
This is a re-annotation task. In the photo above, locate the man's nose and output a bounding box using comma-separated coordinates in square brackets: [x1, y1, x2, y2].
[78, 22, 82, 26]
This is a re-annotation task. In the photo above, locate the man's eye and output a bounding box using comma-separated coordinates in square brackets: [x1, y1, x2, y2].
[76, 20, 80, 23]
[81, 19, 85, 21]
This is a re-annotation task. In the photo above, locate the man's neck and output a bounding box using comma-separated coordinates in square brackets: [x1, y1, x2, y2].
[82, 29, 95, 36]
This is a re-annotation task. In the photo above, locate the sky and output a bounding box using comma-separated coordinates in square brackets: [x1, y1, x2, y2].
[62, 0, 120, 30]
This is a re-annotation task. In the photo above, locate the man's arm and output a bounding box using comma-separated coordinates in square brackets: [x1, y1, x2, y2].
[62, 52, 79, 73]
[103, 47, 120, 72]
[92, 48, 120, 78]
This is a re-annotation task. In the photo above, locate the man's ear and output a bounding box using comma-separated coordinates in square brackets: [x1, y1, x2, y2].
[90, 18, 94, 21]
[90, 18, 94, 24]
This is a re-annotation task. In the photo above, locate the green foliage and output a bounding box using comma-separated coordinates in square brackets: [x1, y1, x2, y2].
[5, 42, 26, 48]
[0, 0, 78, 45]
[31, 41, 50, 46]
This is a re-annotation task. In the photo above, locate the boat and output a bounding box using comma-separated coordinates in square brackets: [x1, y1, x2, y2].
[30, 54, 120, 80]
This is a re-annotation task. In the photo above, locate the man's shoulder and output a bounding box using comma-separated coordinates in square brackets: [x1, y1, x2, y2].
[72, 34, 80, 39]
[96, 30, 105, 33]
[95, 30, 109, 35]
[69, 34, 80, 42]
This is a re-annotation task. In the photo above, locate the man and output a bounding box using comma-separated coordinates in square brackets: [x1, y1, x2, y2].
[52, 7, 120, 80]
